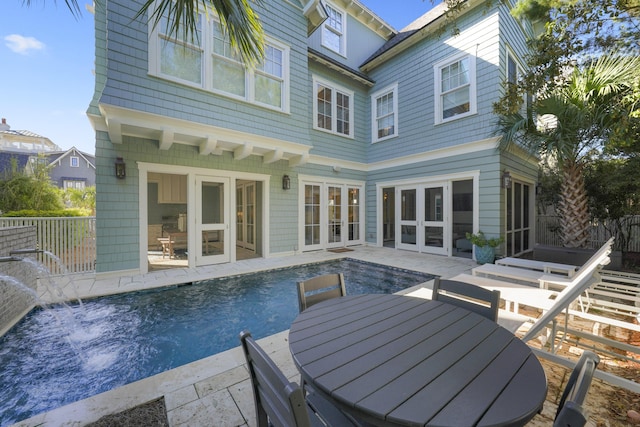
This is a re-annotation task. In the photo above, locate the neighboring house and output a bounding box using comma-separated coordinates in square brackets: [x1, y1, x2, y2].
[0, 119, 96, 189]
[43, 147, 96, 190]
[0, 117, 60, 177]
[88, 0, 538, 275]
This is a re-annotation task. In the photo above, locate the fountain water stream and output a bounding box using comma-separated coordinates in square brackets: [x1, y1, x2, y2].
[0, 249, 82, 336]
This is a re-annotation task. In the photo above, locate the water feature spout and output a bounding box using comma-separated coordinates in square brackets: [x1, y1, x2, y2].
[0, 256, 21, 263]
[10, 248, 44, 255]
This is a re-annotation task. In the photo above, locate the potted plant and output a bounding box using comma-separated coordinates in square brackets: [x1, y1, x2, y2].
[466, 231, 504, 264]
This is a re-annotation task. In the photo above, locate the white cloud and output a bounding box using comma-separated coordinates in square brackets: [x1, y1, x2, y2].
[4, 34, 45, 55]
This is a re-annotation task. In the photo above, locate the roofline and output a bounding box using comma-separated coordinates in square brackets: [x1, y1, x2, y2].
[308, 48, 375, 86]
[360, 0, 483, 72]
[44, 147, 96, 169]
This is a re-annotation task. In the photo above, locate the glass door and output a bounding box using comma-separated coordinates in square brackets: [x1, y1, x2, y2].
[236, 182, 256, 251]
[303, 184, 322, 251]
[347, 186, 363, 244]
[422, 185, 448, 255]
[396, 183, 449, 255]
[196, 176, 230, 266]
[396, 188, 418, 251]
[327, 185, 344, 248]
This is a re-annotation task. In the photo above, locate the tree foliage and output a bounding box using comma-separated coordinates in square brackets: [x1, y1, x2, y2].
[22, 0, 265, 66]
[511, 0, 640, 93]
[0, 159, 63, 214]
[584, 157, 640, 259]
[495, 53, 640, 247]
[63, 186, 96, 214]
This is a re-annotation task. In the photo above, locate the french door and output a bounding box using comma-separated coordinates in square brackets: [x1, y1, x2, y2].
[327, 185, 344, 248]
[236, 182, 256, 251]
[302, 181, 363, 251]
[396, 183, 448, 255]
[196, 176, 230, 266]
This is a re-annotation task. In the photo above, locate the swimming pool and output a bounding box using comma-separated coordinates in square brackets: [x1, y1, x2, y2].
[0, 258, 434, 426]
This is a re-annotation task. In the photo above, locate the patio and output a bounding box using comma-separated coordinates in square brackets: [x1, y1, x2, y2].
[14, 246, 640, 426]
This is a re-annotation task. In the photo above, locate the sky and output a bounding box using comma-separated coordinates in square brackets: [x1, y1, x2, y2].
[0, 1, 435, 156]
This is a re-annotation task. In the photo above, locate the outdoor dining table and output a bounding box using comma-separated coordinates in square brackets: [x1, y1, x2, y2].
[288, 293, 548, 427]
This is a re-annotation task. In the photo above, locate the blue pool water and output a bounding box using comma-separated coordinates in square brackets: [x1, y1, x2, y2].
[0, 258, 434, 426]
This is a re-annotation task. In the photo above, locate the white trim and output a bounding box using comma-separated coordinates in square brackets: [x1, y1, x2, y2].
[137, 162, 271, 274]
[312, 75, 355, 138]
[434, 52, 477, 124]
[371, 83, 399, 143]
[375, 171, 481, 253]
[95, 104, 310, 167]
[298, 175, 366, 251]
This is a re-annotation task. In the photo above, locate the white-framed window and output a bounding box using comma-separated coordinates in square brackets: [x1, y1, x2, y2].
[434, 54, 476, 124]
[313, 76, 354, 138]
[63, 180, 85, 190]
[70, 156, 79, 167]
[322, 3, 346, 56]
[371, 84, 398, 142]
[149, 11, 290, 112]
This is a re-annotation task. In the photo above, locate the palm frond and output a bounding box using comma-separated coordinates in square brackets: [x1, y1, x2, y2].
[135, 0, 265, 66]
[22, 0, 82, 18]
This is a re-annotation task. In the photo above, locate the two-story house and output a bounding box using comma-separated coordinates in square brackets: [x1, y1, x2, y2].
[43, 147, 96, 190]
[88, 0, 537, 275]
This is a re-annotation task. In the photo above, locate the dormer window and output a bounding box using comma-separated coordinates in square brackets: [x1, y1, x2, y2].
[322, 3, 345, 56]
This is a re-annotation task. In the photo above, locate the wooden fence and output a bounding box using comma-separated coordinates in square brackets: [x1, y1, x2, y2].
[536, 215, 640, 252]
[0, 217, 96, 275]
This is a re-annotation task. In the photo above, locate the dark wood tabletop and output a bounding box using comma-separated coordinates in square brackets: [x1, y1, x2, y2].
[289, 294, 547, 427]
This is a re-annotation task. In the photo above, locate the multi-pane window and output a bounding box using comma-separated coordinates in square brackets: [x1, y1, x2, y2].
[322, 3, 345, 55]
[159, 14, 203, 84]
[435, 54, 476, 123]
[150, 12, 289, 112]
[63, 180, 85, 190]
[371, 85, 398, 142]
[313, 77, 353, 137]
[70, 156, 79, 167]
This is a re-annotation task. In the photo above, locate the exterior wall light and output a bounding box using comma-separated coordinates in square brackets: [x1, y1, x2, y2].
[115, 157, 126, 179]
[502, 170, 512, 189]
[282, 175, 291, 190]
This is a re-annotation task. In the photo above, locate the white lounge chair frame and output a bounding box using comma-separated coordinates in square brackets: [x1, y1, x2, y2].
[452, 238, 640, 393]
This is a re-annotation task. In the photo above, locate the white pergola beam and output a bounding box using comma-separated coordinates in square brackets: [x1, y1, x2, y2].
[159, 128, 174, 151]
[234, 143, 253, 160]
[199, 136, 222, 155]
[288, 152, 309, 167]
[263, 149, 283, 164]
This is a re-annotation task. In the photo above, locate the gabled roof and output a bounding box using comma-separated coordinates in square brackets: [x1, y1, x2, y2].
[43, 147, 96, 169]
[308, 48, 375, 86]
[359, 0, 486, 72]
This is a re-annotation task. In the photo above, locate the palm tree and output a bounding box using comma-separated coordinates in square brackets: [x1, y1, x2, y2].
[496, 53, 640, 248]
[22, 0, 265, 65]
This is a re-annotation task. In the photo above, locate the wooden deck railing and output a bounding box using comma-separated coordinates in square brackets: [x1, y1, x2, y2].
[0, 217, 96, 275]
